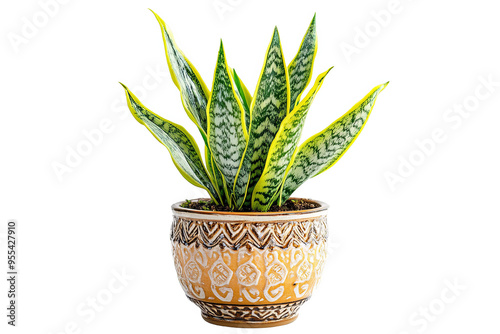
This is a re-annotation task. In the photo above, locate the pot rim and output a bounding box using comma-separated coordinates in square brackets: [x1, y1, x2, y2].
[171, 197, 329, 216]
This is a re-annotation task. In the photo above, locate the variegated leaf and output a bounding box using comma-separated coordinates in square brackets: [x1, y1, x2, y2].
[232, 69, 252, 131]
[207, 41, 247, 205]
[288, 14, 317, 112]
[280, 82, 389, 202]
[151, 10, 210, 134]
[251, 67, 332, 211]
[120, 83, 219, 202]
[205, 147, 225, 204]
[233, 27, 290, 209]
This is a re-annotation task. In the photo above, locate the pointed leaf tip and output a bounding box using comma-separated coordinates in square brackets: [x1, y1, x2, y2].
[150, 9, 164, 25]
[152, 11, 210, 134]
[379, 81, 390, 91]
[271, 26, 281, 43]
[287, 16, 319, 111]
[149, 8, 158, 17]
[279, 82, 389, 201]
[218, 39, 225, 56]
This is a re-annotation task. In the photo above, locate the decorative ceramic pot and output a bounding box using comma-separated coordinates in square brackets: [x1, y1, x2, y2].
[171, 198, 329, 328]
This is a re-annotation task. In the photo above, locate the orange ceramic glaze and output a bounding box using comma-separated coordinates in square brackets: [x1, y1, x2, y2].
[171, 198, 329, 328]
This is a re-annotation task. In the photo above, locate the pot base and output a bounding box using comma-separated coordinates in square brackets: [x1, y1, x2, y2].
[202, 314, 298, 328]
[189, 297, 309, 328]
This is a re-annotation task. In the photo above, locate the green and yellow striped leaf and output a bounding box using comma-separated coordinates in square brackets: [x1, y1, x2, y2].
[151, 10, 210, 135]
[205, 147, 225, 204]
[120, 83, 219, 202]
[288, 14, 317, 112]
[280, 82, 389, 202]
[251, 67, 332, 211]
[207, 41, 248, 206]
[233, 27, 290, 209]
[232, 69, 252, 131]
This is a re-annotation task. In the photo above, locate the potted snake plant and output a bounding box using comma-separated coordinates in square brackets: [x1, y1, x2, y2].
[120, 10, 388, 328]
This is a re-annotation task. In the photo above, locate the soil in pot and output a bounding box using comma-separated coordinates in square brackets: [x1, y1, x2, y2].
[180, 198, 320, 212]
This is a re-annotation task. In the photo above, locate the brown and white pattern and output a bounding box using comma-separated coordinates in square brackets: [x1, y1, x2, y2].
[171, 215, 328, 249]
[189, 297, 309, 323]
[171, 199, 329, 327]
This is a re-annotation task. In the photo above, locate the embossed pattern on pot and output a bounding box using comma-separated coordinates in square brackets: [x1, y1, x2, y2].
[173, 238, 326, 303]
[171, 199, 328, 327]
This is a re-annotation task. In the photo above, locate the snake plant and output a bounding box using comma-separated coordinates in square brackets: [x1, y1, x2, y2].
[120, 11, 388, 211]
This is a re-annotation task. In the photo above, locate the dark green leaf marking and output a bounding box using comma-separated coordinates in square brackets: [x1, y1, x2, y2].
[207, 42, 247, 206]
[251, 68, 332, 210]
[280, 82, 389, 202]
[233, 27, 290, 209]
[288, 14, 317, 112]
[121, 83, 218, 201]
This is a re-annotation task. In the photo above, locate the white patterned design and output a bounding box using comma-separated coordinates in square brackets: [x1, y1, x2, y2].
[263, 251, 288, 302]
[209, 258, 233, 286]
[236, 259, 261, 286]
[185, 261, 202, 283]
[296, 260, 313, 283]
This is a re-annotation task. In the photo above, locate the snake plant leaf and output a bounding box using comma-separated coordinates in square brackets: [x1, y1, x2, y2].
[288, 14, 317, 112]
[251, 67, 332, 211]
[280, 82, 389, 202]
[151, 10, 210, 134]
[120, 83, 219, 203]
[233, 27, 290, 209]
[205, 147, 225, 204]
[207, 41, 248, 206]
[232, 69, 252, 131]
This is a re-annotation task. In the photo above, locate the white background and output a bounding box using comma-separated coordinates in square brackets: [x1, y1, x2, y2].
[1, 0, 499, 333]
